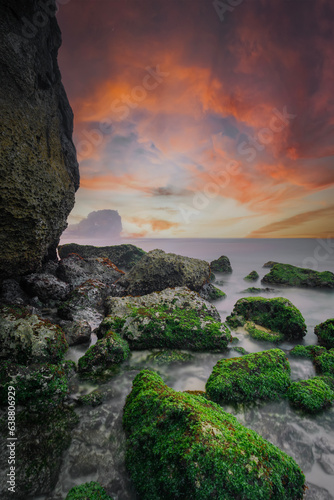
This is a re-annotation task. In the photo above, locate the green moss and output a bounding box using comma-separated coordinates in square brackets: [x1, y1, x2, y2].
[314, 350, 334, 376]
[77, 390, 104, 407]
[206, 286, 226, 300]
[65, 481, 113, 499]
[232, 346, 248, 355]
[245, 321, 284, 343]
[289, 345, 326, 360]
[78, 331, 130, 375]
[0, 361, 68, 412]
[206, 349, 291, 404]
[103, 304, 231, 351]
[244, 270, 259, 281]
[315, 318, 334, 348]
[226, 297, 306, 340]
[123, 370, 305, 500]
[210, 255, 232, 273]
[262, 263, 334, 288]
[146, 350, 194, 365]
[287, 377, 334, 413]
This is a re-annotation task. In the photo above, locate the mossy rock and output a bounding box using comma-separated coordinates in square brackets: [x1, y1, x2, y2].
[315, 319, 334, 348]
[289, 345, 326, 360]
[123, 370, 305, 500]
[241, 287, 275, 294]
[226, 296, 306, 340]
[78, 331, 130, 375]
[206, 349, 291, 404]
[245, 321, 284, 343]
[314, 350, 334, 376]
[244, 270, 259, 282]
[65, 481, 113, 499]
[210, 255, 232, 273]
[287, 377, 334, 413]
[146, 350, 194, 365]
[0, 305, 68, 364]
[198, 283, 226, 301]
[77, 390, 104, 407]
[232, 346, 248, 355]
[262, 263, 334, 288]
[263, 261, 279, 268]
[0, 361, 68, 412]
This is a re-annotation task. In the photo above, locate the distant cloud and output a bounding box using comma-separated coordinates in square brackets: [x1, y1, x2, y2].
[62, 210, 122, 241]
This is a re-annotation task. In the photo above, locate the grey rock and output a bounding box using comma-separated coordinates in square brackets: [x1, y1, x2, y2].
[59, 319, 91, 346]
[21, 273, 70, 303]
[57, 254, 124, 288]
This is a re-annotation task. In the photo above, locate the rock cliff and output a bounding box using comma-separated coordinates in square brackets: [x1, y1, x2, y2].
[0, 0, 79, 280]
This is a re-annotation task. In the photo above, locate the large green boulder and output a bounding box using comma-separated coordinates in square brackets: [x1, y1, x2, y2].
[287, 377, 334, 413]
[315, 319, 334, 348]
[58, 243, 145, 270]
[206, 349, 291, 404]
[123, 370, 305, 500]
[0, 305, 68, 364]
[65, 481, 113, 500]
[226, 297, 306, 340]
[100, 287, 231, 351]
[262, 263, 334, 288]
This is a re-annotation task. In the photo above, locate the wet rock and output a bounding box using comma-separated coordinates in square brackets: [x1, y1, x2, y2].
[241, 286, 276, 294]
[59, 319, 91, 346]
[262, 263, 334, 288]
[0, 0, 79, 280]
[226, 296, 307, 340]
[58, 243, 146, 270]
[0, 305, 68, 364]
[319, 454, 334, 475]
[210, 255, 232, 273]
[57, 254, 124, 289]
[315, 319, 334, 349]
[21, 273, 70, 303]
[263, 261, 279, 268]
[304, 483, 334, 500]
[78, 332, 130, 375]
[198, 283, 226, 301]
[100, 287, 230, 351]
[288, 377, 334, 414]
[110, 249, 210, 296]
[0, 279, 30, 306]
[244, 270, 259, 281]
[123, 370, 306, 499]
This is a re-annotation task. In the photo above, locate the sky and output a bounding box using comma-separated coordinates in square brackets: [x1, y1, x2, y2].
[57, 0, 334, 239]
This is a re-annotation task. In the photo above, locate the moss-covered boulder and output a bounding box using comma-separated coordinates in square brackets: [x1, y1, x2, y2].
[58, 243, 145, 270]
[0, 305, 68, 364]
[0, 0, 79, 281]
[314, 350, 334, 376]
[0, 407, 78, 500]
[100, 287, 231, 351]
[210, 255, 232, 273]
[111, 249, 210, 296]
[77, 390, 104, 407]
[226, 297, 306, 340]
[287, 377, 334, 413]
[198, 283, 226, 301]
[315, 319, 334, 348]
[244, 270, 259, 281]
[263, 261, 279, 268]
[206, 349, 291, 404]
[78, 331, 130, 375]
[289, 345, 326, 360]
[262, 263, 334, 288]
[245, 321, 284, 343]
[123, 370, 305, 500]
[65, 481, 113, 500]
[0, 361, 68, 412]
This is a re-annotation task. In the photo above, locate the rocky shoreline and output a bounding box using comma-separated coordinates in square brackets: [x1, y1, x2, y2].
[1, 244, 334, 499]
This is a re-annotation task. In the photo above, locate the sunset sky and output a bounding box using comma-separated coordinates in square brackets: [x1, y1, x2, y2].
[57, 0, 334, 239]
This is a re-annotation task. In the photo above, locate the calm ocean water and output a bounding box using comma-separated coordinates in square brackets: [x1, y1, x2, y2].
[44, 239, 334, 499]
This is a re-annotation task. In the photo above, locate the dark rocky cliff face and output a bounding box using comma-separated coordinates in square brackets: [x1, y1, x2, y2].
[0, 0, 79, 280]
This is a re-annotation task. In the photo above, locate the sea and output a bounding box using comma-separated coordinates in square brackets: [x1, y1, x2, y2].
[41, 238, 334, 499]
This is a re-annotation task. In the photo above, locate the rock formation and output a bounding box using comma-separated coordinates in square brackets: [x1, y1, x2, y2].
[0, 0, 79, 280]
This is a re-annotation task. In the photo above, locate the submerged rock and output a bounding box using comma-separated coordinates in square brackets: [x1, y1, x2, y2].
[287, 377, 334, 413]
[0, 305, 68, 364]
[206, 349, 291, 404]
[110, 249, 210, 296]
[78, 331, 130, 375]
[241, 286, 276, 294]
[65, 481, 113, 500]
[315, 318, 334, 349]
[58, 243, 146, 270]
[244, 270, 259, 281]
[262, 263, 334, 288]
[146, 350, 194, 365]
[197, 283, 226, 301]
[226, 296, 306, 340]
[100, 287, 231, 351]
[210, 255, 232, 273]
[0, 0, 79, 280]
[123, 370, 305, 500]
